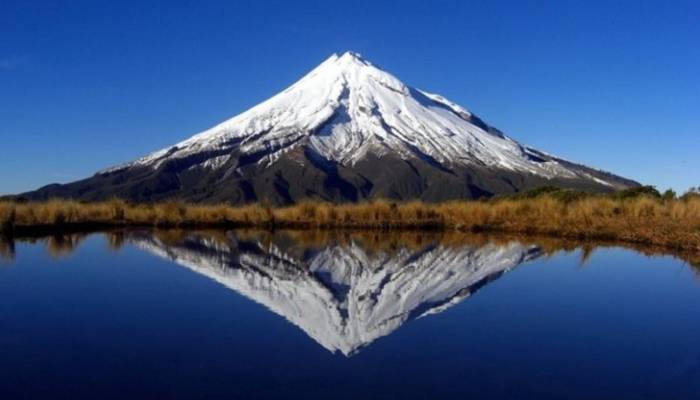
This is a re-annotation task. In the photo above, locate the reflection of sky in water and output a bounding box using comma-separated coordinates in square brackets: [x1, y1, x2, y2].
[0, 231, 699, 399]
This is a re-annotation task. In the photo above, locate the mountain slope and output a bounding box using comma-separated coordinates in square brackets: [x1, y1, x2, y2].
[20, 51, 638, 203]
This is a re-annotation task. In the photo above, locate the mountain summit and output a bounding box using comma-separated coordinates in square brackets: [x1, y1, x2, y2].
[23, 51, 637, 203]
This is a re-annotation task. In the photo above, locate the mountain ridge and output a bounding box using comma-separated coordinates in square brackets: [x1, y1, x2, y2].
[19, 51, 638, 203]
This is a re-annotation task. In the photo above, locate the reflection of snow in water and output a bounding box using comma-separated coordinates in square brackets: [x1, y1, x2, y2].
[131, 232, 542, 356]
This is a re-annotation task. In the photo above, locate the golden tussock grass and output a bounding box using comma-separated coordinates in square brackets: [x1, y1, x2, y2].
[1, 195, 700, 252]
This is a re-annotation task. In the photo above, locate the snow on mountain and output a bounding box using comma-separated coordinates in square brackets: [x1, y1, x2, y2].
[108, 52, 601, 182]
[24, 51, 637, 203]
[130, 231, 543, 356]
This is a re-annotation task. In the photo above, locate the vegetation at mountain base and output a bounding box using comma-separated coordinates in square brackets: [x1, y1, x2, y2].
[1, 186, 699, 252]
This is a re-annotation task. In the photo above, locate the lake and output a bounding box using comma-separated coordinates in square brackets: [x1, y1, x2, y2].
[1, 230, 699, 399]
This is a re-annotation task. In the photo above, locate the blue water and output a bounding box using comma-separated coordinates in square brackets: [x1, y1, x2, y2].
[0, 231, 699, 399]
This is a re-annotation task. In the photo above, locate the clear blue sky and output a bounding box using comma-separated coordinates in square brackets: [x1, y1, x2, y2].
[1, 0, 698, 195]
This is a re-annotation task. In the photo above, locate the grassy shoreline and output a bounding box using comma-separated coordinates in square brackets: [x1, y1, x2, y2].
[1, 193, 700, 252]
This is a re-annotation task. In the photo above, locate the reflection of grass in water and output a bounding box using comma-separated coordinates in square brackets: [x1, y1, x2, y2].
[149, 229, 700, 272]
[3, 228, 700, 274]
[44, 234, 87, 259]
[106, 231, 125, 252]
[0, 235, 15, 262]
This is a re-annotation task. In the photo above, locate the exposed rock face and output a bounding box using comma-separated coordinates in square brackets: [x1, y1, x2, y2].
[21, 52, 637, 203]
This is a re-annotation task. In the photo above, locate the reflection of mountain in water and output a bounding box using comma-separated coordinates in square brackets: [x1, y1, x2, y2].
[130, 231, 543, 356]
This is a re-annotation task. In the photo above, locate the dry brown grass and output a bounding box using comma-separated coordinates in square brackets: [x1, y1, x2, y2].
[1, 195, 700, 251]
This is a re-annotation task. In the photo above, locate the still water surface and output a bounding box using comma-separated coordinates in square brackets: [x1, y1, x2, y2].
[1, 230, 699, 399]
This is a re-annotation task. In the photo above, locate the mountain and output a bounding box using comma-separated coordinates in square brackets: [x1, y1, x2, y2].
[20, 51, 638, 203]
[129, 231, 543, 355]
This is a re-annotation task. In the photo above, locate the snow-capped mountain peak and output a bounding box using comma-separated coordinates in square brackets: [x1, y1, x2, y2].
[26, 51, 637, 203]
[119, 52, 589, 177]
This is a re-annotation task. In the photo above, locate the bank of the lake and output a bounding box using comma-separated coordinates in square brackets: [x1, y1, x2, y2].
[1, 191, 699, 253]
